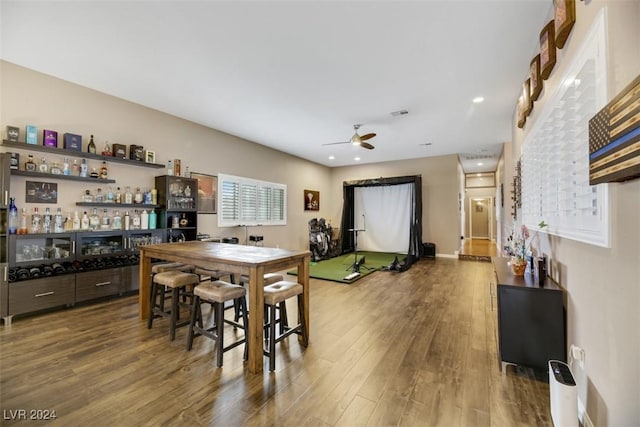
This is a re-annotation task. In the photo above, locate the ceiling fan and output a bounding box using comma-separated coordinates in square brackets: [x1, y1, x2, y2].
[323, 124, 376, 150]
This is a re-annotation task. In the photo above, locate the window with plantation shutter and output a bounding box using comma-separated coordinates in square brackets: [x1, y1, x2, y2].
[218, 173, 287, 227]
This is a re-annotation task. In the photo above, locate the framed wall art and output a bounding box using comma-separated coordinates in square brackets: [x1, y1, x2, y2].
[191, 172, 217, 213]
[554, 0, 576, 49]
[530, 54, 542, 101]
[540, 20, 557, 80]
[522, 79, 533, 117]
[26, 181, 58, 203]
[145, 150, 156, 163]
[304, 190, 319, 211]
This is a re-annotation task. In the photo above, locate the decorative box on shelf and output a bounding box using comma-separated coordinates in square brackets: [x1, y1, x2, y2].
[63, 133, 82, 151]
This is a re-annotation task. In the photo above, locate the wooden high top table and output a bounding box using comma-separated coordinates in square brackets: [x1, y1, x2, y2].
[138, 241, 311, 374]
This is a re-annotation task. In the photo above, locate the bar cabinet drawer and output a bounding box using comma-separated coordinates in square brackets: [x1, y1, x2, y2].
[8, 276, 75, 316]
[75, 269, 124, 302]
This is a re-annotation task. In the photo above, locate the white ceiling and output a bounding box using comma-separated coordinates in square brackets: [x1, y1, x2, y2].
[0, 1, 552, 173]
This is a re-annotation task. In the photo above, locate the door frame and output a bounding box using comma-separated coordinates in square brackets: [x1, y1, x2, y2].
[469, 197, 493, 240]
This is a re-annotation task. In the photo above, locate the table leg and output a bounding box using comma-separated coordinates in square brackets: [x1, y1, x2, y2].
[138, 251, 152, 320]
[247, 266, 265, 374]
[298, 254, 310, 345]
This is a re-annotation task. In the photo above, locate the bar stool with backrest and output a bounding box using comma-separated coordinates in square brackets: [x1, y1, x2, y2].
[147, 269, 199, 341]
[263, 280, 308, 371]
[186, 280, 249, 367]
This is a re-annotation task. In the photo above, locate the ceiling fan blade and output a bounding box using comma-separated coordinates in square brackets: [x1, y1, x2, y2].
[322, 141, 350, 146]
[360, 133, 376, 141]
[361, 142, 375, 150]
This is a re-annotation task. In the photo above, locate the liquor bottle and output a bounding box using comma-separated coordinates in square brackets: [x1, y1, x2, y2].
[64, 212, 74, 231]
[89, 208, 100, 230]
[18, 207, 29, 234]
[83, 189, 94, 203]
[132, 209, 141, 230]
[54, 207, 64, 233]
[38, 157, 49, 173]
[101, 209, 111, 229]
[72, 211, 81, 230]
[99, 161, 108, 179]
[25, 155, 37, 172]
[80, 159, 88, 177]
[179, 213, 189, 227]
[88, 135, 96, 153]
[184, 185, 191, 197]
[134, 187, 143, 204]
[124, 186, 133, 204]
[63, 158, 70, 176]
[90, 168, 99, 178]
[31, 207, 42, 233]
[123, 211, 131, 230]
[151, 188, 157, 205]
[106, 187, 115, 203]
[167, 160, 173, 176]
[8, 197, 18, 234]
[95, 188, 104, 203]
[81, 211, 90, 230]
[72, 159, 80, 175]
[140, 209, 149, 230]
[115, 187, 122, 204]
[148, 209, 157, 230]
[42, 207, 52, 233]
[50, 162, 62, 175]
[112, 210, 122, 230]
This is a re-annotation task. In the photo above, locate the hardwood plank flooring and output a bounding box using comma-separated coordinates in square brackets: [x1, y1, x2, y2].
[0, 258, 551, 426]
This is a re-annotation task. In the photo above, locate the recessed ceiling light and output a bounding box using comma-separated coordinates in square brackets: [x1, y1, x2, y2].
[354, 157, 361, 161]
[473, 96, 485, 104]
[477, 162, 483, 166]
[328, 155, 335, 160]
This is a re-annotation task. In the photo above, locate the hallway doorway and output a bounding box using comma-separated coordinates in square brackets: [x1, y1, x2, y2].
[470, 197, 492, 239]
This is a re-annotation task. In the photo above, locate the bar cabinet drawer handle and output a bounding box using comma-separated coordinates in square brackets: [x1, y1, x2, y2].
[35, 292, 55, 298]
[95, 281, 111, 287]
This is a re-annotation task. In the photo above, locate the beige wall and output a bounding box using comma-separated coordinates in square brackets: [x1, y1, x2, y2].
[328, 155, 461, 256]
[503, 1, 640, 425]
[0, 60, 331, 251]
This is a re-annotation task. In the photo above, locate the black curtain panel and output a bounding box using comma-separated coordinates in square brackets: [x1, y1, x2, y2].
[340, 175, 423, 260]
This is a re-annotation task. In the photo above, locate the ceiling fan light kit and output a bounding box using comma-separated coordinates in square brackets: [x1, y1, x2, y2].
[323, 124, 376, 150]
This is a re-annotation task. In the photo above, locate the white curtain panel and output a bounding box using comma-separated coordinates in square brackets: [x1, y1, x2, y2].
[354, 183, 412, 253]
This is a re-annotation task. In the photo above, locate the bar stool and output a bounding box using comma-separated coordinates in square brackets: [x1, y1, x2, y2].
[151, 262, 196, 305]
[186, 280, 249, 368]
[147, 270, 200, 341]
[238, 273, 286, 329]
[263, 280, 308, 371]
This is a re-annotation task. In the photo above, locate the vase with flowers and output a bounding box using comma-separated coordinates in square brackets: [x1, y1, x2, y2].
[505, 221, 548, 275]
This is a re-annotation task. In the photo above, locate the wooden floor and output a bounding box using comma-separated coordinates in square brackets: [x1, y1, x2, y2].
[459, 238, 498, 261]
[0, 258, 551, 426]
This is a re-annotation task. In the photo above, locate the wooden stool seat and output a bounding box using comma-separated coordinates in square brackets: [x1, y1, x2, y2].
[263, 280, 307, 371]
[147, 271, 200, 341]
[186, 280, 249, 367]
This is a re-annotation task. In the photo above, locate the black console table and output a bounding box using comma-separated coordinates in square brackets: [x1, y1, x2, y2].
[492, 257, 566, 373]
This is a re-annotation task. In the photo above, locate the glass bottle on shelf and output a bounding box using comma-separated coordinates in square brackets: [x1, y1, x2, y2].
[167, 160, 173, 176]
[90, 168, 99, 178]
[81, 211, 90, 230]
[31, 207, 42, 233]
[63, 158, 70, 176]
[50, 162, 62, 175]
[72, 211, 81, 230]
[141, 209, 149, 230]
[8, 197, 18, 234]
[115, 187, 122, 204]
[42, 207, 52, 233]
[179, 213, 189, 227]
[72, 159, 80, 175]
[99, 161, 108, 179]
[184, 185, 191, 197]
[106, 186, 115, 203]
[89, 208, 100, 230]
[123, 211, 131, 230]
[63, 212, 73, 231]
[80, 159, 88, 177]
[95, 188, 104, 203]
[112, 210, 122, 230]
[83, 189, 94, 203]
[18, 207, 28, 235]
[38, 157, 49, 173]
[148, 209, 157, 230]
[88, 135, 96, 154]
[101, 209, 111, 229]
[25, 154, 37, 172]
[124, 186, 133, 204]
[151, 188, 157, 205]
[54, 207, 64, 233]
[134, 187, 143, 204]
[132, 210, 141, 230]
